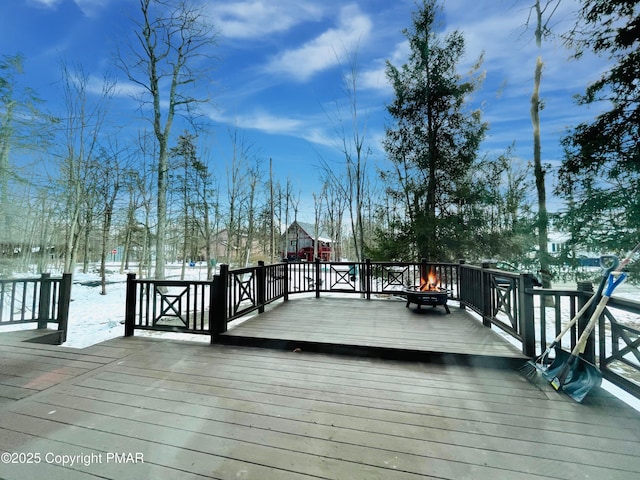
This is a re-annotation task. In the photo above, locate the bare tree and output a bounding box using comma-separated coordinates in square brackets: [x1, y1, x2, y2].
[269, 158, 276, 262]
[243, 159, 262, 266]
[320, 173, 348, 261]
[95, 143, 126, 294]
[312, 185, 328, 260]
[281, 178, 296, 259]
[225, 129, 248, 264]
[527, 0, 561, 288]
[0, 54, 54, 260]
[58, 62, 114, 274]
[222, 128, 264, 266]
[119, 0, 218, 279]
[118, 130, 157, 278]
[321, 47, 371, 261]
[193, 144, 218, 278]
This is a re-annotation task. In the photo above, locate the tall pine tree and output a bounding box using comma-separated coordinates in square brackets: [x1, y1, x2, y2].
[380, 0, 487, 261]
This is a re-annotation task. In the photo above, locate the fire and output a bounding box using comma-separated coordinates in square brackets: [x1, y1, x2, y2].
[420, 273, 440, 291]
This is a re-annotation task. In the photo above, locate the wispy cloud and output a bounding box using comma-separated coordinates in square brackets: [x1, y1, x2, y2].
[206, 0, 322, 39]
[74, 0, 110, 16]
[358, 40, 409, 93]
[28, 0, 109, 16]
[207, 106, 335, 147]
[358, 65, 388, 92]
[85, 75, 147, 99]
[264, 4, 372, 82]
[441, 0, 589, 92]
[28, 0, 62, 8]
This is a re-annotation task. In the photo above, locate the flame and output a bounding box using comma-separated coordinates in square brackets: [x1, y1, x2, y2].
[420, 273, 440, 291]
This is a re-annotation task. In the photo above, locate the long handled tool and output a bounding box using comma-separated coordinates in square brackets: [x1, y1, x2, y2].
[549, 272, 626, 401]
[520, 292, 595, 379]
[549, 243, 640, 402]
[520, 256, 617, 383]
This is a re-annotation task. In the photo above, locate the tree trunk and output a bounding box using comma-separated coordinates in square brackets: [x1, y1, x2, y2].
[531, 0, 552, 291]
[100, 209, 112, 295]
[531, 56, 551, 288]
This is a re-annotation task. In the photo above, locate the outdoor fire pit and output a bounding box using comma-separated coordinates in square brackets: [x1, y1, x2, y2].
[404, 285, 450, 314]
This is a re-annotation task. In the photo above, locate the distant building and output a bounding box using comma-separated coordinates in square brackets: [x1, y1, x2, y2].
[210, 229, 237, 262]
[206, 229, 258, 265]
[283, 221, 332, 261]
[547, 231, 601, 267]
[548, 231, 570, 257]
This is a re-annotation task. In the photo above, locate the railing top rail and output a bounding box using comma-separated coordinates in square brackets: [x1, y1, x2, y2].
[228, 265, 261, 274]
[131, 278, 212, 286]
[525, 287, 585, 296]
[283, 260, 460, 266]
[0, 276, 60, 284]
[374, 261, 459, 266]
[460, 264, 522, 278]
[607, 295, 640, 314]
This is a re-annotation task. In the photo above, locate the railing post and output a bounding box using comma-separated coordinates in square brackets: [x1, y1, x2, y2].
[210, 264, 229, 342]
[480, 262, 492, 327]
[458, 260, 465, 308]
[257, 260, 266, 313]
[283, 262, 289, 302]
[365, 258, 371, 300]
[37, 273, 51, 329]
[315, 257, 321, 298]
[55, 273, 72, 343]
[577, 280, 596, 363]
[124, 273, 137, 337]
[518, 273, 536, 357]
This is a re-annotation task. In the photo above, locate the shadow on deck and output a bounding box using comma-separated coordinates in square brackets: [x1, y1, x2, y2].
[218, 296, 527, 369]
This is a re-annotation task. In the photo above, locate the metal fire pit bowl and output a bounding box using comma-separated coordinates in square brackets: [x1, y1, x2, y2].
[404, 286, 450, 314]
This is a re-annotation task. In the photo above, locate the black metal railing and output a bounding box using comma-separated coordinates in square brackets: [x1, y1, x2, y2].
[0, 273, 72, 343]
[459, 264, 591, 357]
[459, 263, 640, 399]
[220, 261, 288, 322]
[522, 288, 640, 399]
[124, 275, 213, 335]
[601, 296, 640, 398]
[460, 264, 532, 348]
[284, 259, 460, 299]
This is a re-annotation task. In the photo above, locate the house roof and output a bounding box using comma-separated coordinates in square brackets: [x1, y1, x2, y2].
[291, 221, 332, 244]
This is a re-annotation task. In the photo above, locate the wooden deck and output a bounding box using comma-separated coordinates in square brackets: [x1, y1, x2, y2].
[220, 296, 527, 367]
[1, 299, 640, 479]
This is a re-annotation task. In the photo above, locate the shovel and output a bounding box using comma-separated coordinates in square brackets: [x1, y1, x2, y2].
[521, 256, 616, 384]
[547, 242, 640, 402]
[550, 271, 627, 402]
[538, 256, 619, 382]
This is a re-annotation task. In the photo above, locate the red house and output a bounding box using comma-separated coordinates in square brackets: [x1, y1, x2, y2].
[283, 221, 332, 261]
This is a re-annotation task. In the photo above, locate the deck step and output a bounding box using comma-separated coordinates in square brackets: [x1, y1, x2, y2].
[216, 335, 527, 370]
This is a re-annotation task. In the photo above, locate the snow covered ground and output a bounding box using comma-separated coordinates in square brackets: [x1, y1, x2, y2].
[2, 262, 639, 411]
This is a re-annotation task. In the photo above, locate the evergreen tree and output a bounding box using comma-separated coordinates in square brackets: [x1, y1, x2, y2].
[558, 0, 639, 257]
[380, 0, 487, 261]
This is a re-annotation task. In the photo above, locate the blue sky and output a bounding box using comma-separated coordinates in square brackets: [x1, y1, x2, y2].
[3, 0, 611, 221]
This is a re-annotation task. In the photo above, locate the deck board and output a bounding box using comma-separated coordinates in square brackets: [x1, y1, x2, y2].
[0, 331, 113, 405]
[1, 303, 639, 479]
[220, 296, 527, 362]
